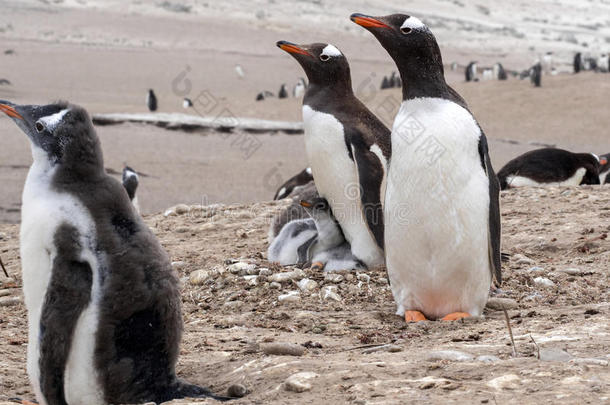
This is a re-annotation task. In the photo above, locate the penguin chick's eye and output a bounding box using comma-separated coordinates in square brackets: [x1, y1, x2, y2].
[320, 54, 330, 62]
[400, 27, 413, 35]
[35, 121, 45, 133]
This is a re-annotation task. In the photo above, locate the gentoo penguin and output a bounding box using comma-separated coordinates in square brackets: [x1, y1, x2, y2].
[482, 68, 493, 81]
[598, 54, 609, 73]
[278, 84, 289, 99]
[389, 71, 398, 87]
[293, 78, 307, 98]
[235, 64, 245, 79]
[497, 148, 601, 189]
[122, 165, 140, 213]
[574, 52, 582, 73]
[493, 63, 508, 80]
[146, 89, 157, 111]
[530, 62, 542, 87]
[269, 180, 318, 242]
[381, 76, 391, 89]
[465, 61, 477, 82]
[599, 153, 609, 184]
[300, 198, 366, 271]
[274, 167, 314, 200]
[351, 13, 502, 321]
[276, 40, 391, 268]
[0, 100, 227, 404]
[267, 214, 317, 266]
[542, 52, 553, 74]
[256, 90, 275, 101]
[183, 97, 193, 108]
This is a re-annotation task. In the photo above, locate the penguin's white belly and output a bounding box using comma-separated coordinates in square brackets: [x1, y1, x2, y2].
[385, 98, 492, 319]
[302, 105, 384, 267]
[506, 167, 586, 188]
[600, 170, 609, 185]
[20, 167, 105, 405]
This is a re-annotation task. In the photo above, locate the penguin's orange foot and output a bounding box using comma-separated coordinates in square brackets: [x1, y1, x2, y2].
[441, 312, 470, 321]
[311, 261, 324, 271]
[8, 398, 38, 405]
[405, 310, 427, 322]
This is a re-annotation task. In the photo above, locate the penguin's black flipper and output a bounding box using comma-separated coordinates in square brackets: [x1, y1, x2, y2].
[297, 234, 318, 264]
[348, 132, 386, 250]
[478, 131, 502, 285]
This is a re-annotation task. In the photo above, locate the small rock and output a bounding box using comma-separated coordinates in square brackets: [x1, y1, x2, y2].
[269, 282, 281, 289]
[485, 297, 518, 311]
[227, 383, 248, 398]
[324, 273, 344, 283]
[0, 296, 22, 307]
[278, 291, 301, 303]
[362, 344, 403, 354]
[243, 275, 258, 286]
[270, 269, 305, 283]
[524, 291, 543, 301]
[174, 204, 190, 214]
[528, 266, 545, 274]
[356, 273, 370, 283]
[174, 226, 190, 233]
[557, 268, 582, 276]
[228, 262, 255, 274]
[321, 285, 341, 301]
[426, 350, 474, 362]
[476, 355, 501, 363]
[533, 277, 555, 288]
[569, 358, 609, 366]
[263, 342, 306, 356]
[514, 254, 535, 265]
[297, 278, 318, 292]
[171, 261, 186, 270]
[188, 270, 210, 285]
[417, 376, 451, 390]
[284, 372, 318, 392]
[486, 374, 521, 390]
[0, 289, 10, 297]
[258, 268, 272, 276]
[539, 348, 572, 362]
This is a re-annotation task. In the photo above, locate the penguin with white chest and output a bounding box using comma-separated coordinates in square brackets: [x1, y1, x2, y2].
[351, 13, 502, 322]
[276, 41, 391, 268]
[122, 165, 140, 213]
[0, 100, 227, 404]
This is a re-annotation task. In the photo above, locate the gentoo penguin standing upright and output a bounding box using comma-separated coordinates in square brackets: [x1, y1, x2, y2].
[493, 63, 508, 80]
[465, 61, 477, 82]
[276, 40, 391, 268]
[599, 153, 609, 184]
[497, 148, 601, 189]
[351, 13, 502, 321]
[122, 165, 140, 213]
[293, 78, 307, 98]
[146, 89, 157, 111]
[274, 167, 314, 200]
[0, 100, 227, 404]
[574, 52, 582, 73]
[183, 97, 193, 108]
[530, 62, 542, 87]
[598, 54, 609, 73]
[542, 52, 553, 74]
[381, 75, 390, 89]
[278, 84, 289, 99]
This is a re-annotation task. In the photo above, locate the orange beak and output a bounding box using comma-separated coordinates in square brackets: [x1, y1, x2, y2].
[276, 41, 312, 57]
[601, 158, 608, 165]
[299, 200, 312, 208]
[0, 103, 23, 120]
[350, 13, 390, 29]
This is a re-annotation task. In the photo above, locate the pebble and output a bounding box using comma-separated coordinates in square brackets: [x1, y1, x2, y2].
[356, 273, 370, 283]
[269, 282, 281, 289]
[297, 278, 318, 292]
[557, 268, 582, 276]
[263, 342, 306, 356]
[533, 277, 556, 288]
[523, 291, 543, 301]
[171, 261, 186, 270]
[324, 273, 344, 283]
[243, 275, 258, 286]
[278, 291, 301, 303]
[0, 296, 22, 307]
[0, 289, 10, 297]
[539, 348, 572, 362]
[486, 374, 521, 390]
[284, 372, 318, 392]
[485, 297, 518, 311]
[528, 266, 545, 274]
[418, 376, 451, 390]
[228, 262, 255, 274]
[227, 383, 248, 398]
[426, 350, 474, 362]
[514, 254, 535, 265]
[163, 203, 190, 216]
[362, 344, 403, 354]
[258, 268, 272, 276]
[188, 270, 210, 285]
[476, 355, 501, 363]
[270, 269, 305, 283]
[570, 358, 609, 366]
[321, 286, 341, 302]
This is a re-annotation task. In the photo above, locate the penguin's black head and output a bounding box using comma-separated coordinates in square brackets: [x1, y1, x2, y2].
[0, 100, 103, 176]
[276, 41, 351, 89]
[350, 13, 445, 93]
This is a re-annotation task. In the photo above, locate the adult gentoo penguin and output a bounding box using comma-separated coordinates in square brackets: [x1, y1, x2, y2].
[276, 40, 391, 268]
[273, 167, 314, 200]
[146, 89, 157, 111]
[0, 100, 227, 404]
[497, 148, 601, 189]
[351, 13, 502, 322]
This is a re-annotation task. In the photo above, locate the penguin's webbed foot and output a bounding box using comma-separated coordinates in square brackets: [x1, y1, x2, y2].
[441, 312, 470, 321]
[405, 310, 427, 322]
[311, 261, 325, 271]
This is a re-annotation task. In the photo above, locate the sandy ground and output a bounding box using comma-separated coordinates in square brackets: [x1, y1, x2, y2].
[0, 186, 609, 404]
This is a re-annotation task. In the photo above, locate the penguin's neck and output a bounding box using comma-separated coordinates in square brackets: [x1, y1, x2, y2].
[313, 213, 344, 249]
[398, 65, 448, 101]
[304, 81, 353, 109]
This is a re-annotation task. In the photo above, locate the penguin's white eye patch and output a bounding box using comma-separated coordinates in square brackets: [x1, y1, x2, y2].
[320, 44, 342, 62]
[400, 16, 425, 32]
[38, 108, 69, 133]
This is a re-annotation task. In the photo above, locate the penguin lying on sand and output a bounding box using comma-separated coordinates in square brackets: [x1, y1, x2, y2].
[351, 13, 501, 322]
[599, 153, 609, 184]
[274, 167, 314, 200]
[0, 100, 228, 404]
[122, 165, 140, 213]
[497, 148, 601, 189]
[269, 180, 319, 242]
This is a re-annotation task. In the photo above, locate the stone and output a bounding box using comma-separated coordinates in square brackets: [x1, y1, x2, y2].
[284, 372, 319, 392]
[297, 278, 318, 292]
[487, 374, 521, 390]
[188, 270, 210, 285]
[321, 286, 341, 302]
[356, 273, 370, 283]
[569, 358, 609, 366]
[0, 296, 22, 307]
[485, 297, 518, 311]
[362, 344, 403, 354]
[557, 268, 582, 276]
[0, 289, 10, 297]
[533, 277, 555, 288]
[270, 269, 305, 283]
[227, 383, 248, 398]
[476, 355, 501, 363]
[262, 342, 306, 356]
[514, 254, 535, 265]
[278, 291, 300, 303]
[324, 273, 344, 283]
[426, 350, 474, 362]
[258, 268, 272, 276]
[171, 261, 186, 270]
[228, 262, 255, 274]
[243, 275, 258, 286]
[539, 348, 572, 362]
[528, 266, 545, 274]
[269, 282, 281, 289]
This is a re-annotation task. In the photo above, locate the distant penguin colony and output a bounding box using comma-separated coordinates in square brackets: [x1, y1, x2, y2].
[498, 148, 602, 189]
[351, 12, 501, 321]
[146, 89, 157, 111]
[277, 40, 390, 268]
[0, 100, 227, 404]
